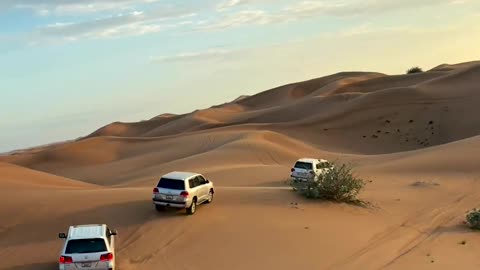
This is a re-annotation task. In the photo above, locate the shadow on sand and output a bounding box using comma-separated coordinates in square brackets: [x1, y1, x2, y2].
[2, 262, 58, 270]
[1, 199, 187, 249]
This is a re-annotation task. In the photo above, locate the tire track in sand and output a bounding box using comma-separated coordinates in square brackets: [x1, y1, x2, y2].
[116, 212, 195, 270]
[324, 190, 480, 270]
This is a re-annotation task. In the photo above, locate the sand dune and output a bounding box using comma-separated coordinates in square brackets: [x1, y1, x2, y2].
[1, 61, 480, 270]
[86, 115, 182, 138]
[235, 72, 384, 109]
[328, 71, 446, 96]
[430, 60, 480, 72]
[2, 130, 319, 186]
[64, 61, 480, 155]
[0, 161, 97, 190]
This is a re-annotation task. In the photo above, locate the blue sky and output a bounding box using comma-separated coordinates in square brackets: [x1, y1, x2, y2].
[1, 0, 480, 152]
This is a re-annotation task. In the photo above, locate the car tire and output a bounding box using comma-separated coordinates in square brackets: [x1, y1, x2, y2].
[205, 190, 214, 204]
[155, 205, 166, 211]
[186, 198, 197, 215]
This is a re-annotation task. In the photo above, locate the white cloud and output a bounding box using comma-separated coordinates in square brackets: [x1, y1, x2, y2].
[335, 23, 446, 38]
[198, 0, 468, 31]
[215, 0, 279, 12]
[283, 0, 471, 17]
[160, 12, 480, 65]
[36, 8, 50, 16]
[149, 38, 309, 64]
[216, 0, 249, 11]
[29, 11, 175, 43]
[5, 0, 479, 45]
[1, 0, 160, 15]
[149, 48, 236, 63]
[194, 9, 295, 31]
[449, 0, 471, 4]
[18, 5, 198, 44]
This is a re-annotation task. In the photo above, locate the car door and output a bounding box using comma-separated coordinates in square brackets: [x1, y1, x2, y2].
[195, 175, 209, 201]
[188, 178, 196, 192]
[189, 177, 198, 197]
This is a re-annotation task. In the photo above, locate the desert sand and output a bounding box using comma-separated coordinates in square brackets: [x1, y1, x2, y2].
[1, 61, 480, 270]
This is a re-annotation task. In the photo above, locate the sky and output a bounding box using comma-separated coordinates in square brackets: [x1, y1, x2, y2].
[1, 0, 480, 152]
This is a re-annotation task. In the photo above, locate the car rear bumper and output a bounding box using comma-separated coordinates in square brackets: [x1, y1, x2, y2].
[291, 176, 313, 181]
[152, 199, 187, 208]
[59, 264, 113, 270]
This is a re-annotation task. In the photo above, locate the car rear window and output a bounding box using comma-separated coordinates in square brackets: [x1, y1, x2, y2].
[294, 161, 313, 170]
[157, 178, 185, 190]
[65, 238, 107, 254]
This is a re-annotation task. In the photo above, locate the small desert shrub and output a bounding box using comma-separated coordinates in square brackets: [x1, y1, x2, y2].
[407, 66, 423, 74]
[466, 208, 480, 230]
[290, 162, 366, 203]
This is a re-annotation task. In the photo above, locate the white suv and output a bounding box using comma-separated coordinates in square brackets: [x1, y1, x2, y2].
[58, 224, 117, 270]
[152, 171, 215, 215]
[290, 158, 333, 182]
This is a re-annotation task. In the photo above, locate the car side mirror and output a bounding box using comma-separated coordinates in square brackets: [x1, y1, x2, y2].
[205, 179, 210, 183]
[109, 229, 117, 236]
[59, 233, 66, 239]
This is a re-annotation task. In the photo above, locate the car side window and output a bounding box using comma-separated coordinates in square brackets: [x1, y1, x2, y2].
[195, 177, 202, 186]
[316, 163, 321, 169]
[190, 177, 200, 188]
[189, 178, 195, 188]
[197, 175, 207, 185]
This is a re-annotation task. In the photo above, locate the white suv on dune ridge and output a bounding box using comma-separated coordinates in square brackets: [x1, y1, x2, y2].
[152, 171, 215, 215]
[58, 224, 117, 270]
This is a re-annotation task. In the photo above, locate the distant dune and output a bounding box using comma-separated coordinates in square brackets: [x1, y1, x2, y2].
[1, 61, 480, 270]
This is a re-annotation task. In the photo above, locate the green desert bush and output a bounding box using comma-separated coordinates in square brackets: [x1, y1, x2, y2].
[406, 66, 423, 74]
[290, 162, 366, 204]
[466, 208, 480, 230]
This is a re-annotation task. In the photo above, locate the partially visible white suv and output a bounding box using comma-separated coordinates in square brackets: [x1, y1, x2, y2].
[58, 224, 117, 270]
[152, 171, 215, 215]
[290, 158, 333, 182]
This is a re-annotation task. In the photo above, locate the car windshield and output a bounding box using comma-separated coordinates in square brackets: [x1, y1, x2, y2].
[65, 238, 107, 254]
[294, 161, 313, 170]
[157, 178, 185, 190]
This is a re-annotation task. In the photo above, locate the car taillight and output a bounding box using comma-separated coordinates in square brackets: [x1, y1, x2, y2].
[100, 252, 113, 261]
[153, 187, 159, 194]
[180, 191, 189, 197]
[59, 256, 73, 264]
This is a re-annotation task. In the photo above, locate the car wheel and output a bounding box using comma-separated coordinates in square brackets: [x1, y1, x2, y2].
[206, 190, 214, 204]
[187, 198, 197, 215]
[155, 205, 166, 211]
